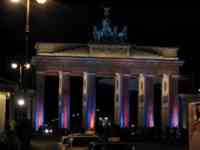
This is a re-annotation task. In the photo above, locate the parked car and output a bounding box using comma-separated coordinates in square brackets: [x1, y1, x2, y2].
[58, 134, 99, 150]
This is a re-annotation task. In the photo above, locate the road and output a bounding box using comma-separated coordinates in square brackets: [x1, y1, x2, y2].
[31, 135, 60, 150]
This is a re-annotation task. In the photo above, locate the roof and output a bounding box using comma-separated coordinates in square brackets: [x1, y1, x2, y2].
[35, 42, 179, 60]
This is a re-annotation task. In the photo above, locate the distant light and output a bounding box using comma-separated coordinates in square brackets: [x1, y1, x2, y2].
[131, 124, 135, 128]
[49, 129, 53, 133]
[11, 63, 18, 69]
[198, 88, 200, 92]
[11, 0, 20, 3]
[131, 145, 136, 150]
[72, 114, 75, 117]
[131, 132, 135, 135]
[77, 113, 79, 117]
[96, 109, 100, 112]
[98, 117, 102, 121]
[44, 129, 49, 134]
[24, 63, 31, 69]
[17, 98, 25, 106]
[36, 0, 47, 4]
[104, 117, 108, 120]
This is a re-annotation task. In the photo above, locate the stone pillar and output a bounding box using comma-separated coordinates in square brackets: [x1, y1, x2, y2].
[179, 95, 187, 129]
[82, 72, 96, 130]
[161, 74, 179, 129]
[114, 73, 129, 128]
[0, 93, 7, 133]
[138, 74, 155, 128]
[34, 72, 45, 130]
[58, 71, 70, 129]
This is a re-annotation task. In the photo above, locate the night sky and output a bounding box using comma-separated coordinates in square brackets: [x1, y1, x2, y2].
[0, 0, 200, 91]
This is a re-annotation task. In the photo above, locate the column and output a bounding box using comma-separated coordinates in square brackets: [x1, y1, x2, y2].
[0, 93, 6, 132]
[178, 95, 187, 129]
[58, 71, 70, 129]
[114, 73, 129, 128]
[161, 74, 179, 129]
[34, 72, 45, 130]
[82, 72, 96, 130]
[138, 74, 155, 128]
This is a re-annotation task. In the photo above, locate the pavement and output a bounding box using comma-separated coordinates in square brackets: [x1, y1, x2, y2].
[30, 135, 187, 150]
[131, 142, 187, 150]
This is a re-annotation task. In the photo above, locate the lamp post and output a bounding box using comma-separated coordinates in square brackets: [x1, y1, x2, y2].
[11, 0, 47, 60]
[11, 62, 31, 89]
[11, 62, 31, 121]
[10, 0, 45, 123]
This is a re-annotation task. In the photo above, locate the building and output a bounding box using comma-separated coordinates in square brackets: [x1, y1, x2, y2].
[32, 43, 183, 131]
[32, 8, 184, 131]
[0, 78, 16, 132]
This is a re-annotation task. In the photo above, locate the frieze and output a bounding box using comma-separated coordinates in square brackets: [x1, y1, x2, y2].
[32, 55, 182, 77]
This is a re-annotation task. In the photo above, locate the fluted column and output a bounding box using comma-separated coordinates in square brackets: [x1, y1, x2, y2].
[114, 73, 129, 128]
[138, 74, 155, 128]
[58, 71, 70, 129]
[161, 74, 179, 129]
[82, 72, 96, 130]
[34, 72, 45, 130]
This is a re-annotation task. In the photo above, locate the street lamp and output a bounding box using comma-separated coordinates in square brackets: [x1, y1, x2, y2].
[11, 62, 31, 88]
[10, 0, 47, 60]
[36, 0, 47, 4]
[17, 98, 25, 107]
[11, 0, 20, 3]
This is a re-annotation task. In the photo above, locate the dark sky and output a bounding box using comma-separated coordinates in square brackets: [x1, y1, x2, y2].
[0, 0, 200, 89]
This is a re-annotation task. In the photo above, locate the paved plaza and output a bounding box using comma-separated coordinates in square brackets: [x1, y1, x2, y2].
[31, 136, 59, 150]
[30, 135, 187, 150]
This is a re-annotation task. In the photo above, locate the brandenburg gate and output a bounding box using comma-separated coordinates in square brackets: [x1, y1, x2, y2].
[32, 43, 183, 131]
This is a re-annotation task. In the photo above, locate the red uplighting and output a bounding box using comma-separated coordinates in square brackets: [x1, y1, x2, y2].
[90, 112, 95, 129]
